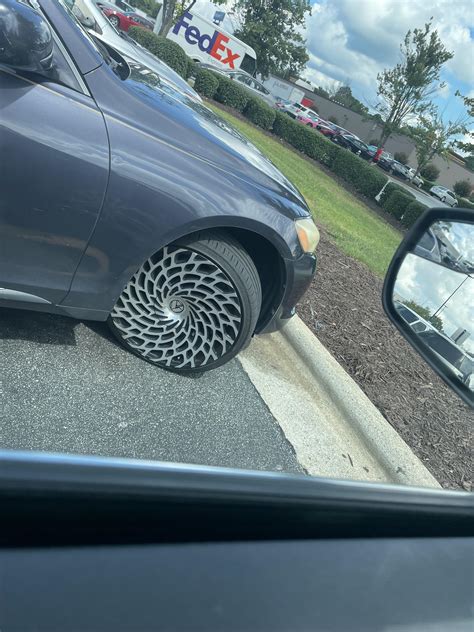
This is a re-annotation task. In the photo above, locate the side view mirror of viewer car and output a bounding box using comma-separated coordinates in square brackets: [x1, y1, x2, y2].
[383, 207, 474, 408]
[0, 0, 53, 73]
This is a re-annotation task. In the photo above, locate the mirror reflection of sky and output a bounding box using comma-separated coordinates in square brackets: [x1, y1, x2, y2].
[433, 221, 474, 265]
[395, 253, 474, 354]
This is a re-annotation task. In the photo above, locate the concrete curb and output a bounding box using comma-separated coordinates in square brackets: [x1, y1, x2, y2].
[239, 315, 440, 488]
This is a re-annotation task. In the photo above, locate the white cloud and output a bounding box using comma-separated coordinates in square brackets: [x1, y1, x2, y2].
[303, 0, 474, 104]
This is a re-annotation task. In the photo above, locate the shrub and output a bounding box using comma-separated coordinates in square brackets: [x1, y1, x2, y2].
[401, 201, 426, 228]
[420, 163, 439, 181]
[244, 98, 276, 130]
[453, 179, 472, 198]
[273, 111, 298, 139]
[328, 115, 339, 124]
[394, 151, 408, 164]
[331, 150, 388, 197]
[457, 197, 474, 209]
[128, 27, 188, 78]
[193, 69, 219, 98]
[185, 57, 196, 80]
[378, 181, 414, 207]
[272, 113, 339, 167]
[214, 76, 249, 112]
[383, 190, 415, 220]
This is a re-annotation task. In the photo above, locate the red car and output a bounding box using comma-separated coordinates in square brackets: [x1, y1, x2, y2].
[102, 7, 153, 32]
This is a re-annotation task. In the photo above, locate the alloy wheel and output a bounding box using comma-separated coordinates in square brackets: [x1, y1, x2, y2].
[110, 246, 243, 369]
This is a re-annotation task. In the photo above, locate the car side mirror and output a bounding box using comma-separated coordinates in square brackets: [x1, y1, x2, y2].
[383, 208, 474, 408]
[0, 0, 53, 73]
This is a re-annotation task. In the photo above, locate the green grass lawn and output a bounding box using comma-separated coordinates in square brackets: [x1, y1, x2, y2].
[209, 104, 401, 278]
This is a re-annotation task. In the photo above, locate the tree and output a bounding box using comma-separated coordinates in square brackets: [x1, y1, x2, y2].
[455, 91, 474, 155]
[394, 152, 408, 164]
[131, 0, 161, 18]
[453, 180, 472, 198]
[231, 1, 311, 79]
[313, 86, 329, 99]
[404, 300, 444, 332]
[410, 110, 467, 179]
[157, 0, 176, 35]
[157, 0, 198, 35]
[420, 163, 439, 181]
[328, 115, 339, 125]
[463, 154, 474, 172]
[374, 21, 453, 147]
[333, 86, 368, 115]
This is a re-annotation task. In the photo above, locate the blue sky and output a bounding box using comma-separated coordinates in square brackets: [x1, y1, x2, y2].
[304, 0, 473, 128]
[195, 0, 473, 138]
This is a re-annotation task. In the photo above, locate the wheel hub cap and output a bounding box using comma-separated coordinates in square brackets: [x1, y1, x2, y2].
[111, 246, 242, 369]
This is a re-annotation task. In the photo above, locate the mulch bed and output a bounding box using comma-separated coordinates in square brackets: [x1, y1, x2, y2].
[298, 230, 473, 491]
[208, 101, 472, 489]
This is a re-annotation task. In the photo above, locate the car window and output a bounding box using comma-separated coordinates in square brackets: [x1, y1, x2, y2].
[419, 331, 465, 368]
[419, 231, 435, 250]
[398, 306, 419, 323]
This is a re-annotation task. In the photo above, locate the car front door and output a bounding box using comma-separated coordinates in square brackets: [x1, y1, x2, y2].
[0, 35, 109, 305]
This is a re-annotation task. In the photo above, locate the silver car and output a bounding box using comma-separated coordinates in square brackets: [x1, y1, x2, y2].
[430, 185, 458, 207]
[66, 0, 200, 100]
[227, 71, 277, 107]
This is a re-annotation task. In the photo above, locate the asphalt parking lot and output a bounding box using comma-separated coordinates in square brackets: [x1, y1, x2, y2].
[0, 307, 302, 474]
[387, 176, 449, 208]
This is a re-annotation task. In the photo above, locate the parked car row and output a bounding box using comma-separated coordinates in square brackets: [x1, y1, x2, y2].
[275, 101, 440, 191]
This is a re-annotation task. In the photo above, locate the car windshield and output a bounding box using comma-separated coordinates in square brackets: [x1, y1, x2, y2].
[2, 0, 472, 499]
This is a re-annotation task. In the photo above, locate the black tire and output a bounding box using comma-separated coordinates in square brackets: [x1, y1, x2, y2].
[108, 15, 120, 27]
[441, 197, 446, 203]
[108, 230, 262, 373]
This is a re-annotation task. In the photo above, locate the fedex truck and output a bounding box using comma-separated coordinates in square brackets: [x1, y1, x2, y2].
[167, 11, 257, 75]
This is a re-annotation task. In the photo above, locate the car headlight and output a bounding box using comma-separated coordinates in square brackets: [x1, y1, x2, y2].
[295, 217, 320, 253]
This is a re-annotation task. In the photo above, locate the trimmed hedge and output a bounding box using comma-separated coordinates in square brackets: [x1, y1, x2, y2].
[214, 76, 249, 112]
[186, 57, 196, 80]
[331, 150, 388, 198]
[457, 197, 474, 209]
[401, 201, 426, 228]
[193, 69, 219, 98]
[272, 112, 339, 166]
[244, 98, 276, 130]
[379, 181, 414, 207]
[384, 190, 416, 220]
[128, 27, 189, 78]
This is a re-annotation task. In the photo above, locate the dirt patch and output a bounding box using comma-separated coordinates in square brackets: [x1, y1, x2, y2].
[298, 230, 473, 491]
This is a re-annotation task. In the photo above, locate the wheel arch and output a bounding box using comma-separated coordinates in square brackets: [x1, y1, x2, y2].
[154, 222, 287, 333]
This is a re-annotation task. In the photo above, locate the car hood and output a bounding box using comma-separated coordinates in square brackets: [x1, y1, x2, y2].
[95, 60, 308, 210]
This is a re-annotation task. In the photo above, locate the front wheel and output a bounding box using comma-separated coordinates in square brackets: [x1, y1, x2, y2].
[441, 197, 446, 203]
[108, 15, 120, 28]
[109, 231, 262, 373]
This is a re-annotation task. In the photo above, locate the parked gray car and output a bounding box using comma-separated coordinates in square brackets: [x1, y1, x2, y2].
[0, 0, 318, 373]
[199, 64, 276, 107]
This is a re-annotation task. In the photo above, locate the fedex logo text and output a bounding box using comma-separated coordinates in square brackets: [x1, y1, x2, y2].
[172, 12, 240, 69]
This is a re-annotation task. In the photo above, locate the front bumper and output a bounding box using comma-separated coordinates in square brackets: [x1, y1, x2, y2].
[258, 252, 317, 334]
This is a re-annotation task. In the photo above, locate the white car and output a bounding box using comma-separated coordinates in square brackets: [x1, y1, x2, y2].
[406, 168, 423, 188]
[429, 186, 458, 207]
[66, 0, 200, 100]
[225, 71, 277, 108]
